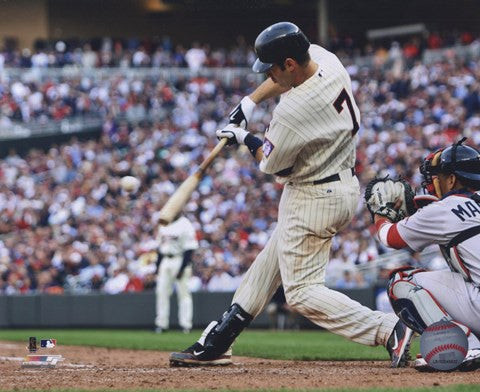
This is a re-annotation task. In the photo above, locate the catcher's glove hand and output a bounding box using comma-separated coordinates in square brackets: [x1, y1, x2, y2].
[413, 194, 438, 210]
[364, 176, 415, 222]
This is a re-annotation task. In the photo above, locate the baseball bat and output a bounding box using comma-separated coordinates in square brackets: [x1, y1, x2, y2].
[157, 138, 228, 225]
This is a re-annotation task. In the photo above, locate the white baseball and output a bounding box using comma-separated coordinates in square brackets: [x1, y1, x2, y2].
[120, 176, 140, 192]
[420, 320, 468, 371]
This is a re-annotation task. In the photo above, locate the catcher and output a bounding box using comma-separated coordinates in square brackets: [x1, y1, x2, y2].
[365, 138, 480, 371]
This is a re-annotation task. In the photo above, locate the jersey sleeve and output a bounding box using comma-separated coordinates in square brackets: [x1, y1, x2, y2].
[395, 203, 447, 251]
[259, 118, 305, 175]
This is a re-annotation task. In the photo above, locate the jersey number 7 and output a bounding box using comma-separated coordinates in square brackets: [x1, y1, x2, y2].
[333, 88, 360, 136]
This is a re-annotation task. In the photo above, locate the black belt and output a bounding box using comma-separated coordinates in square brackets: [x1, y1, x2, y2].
[312, 168, 355, 185]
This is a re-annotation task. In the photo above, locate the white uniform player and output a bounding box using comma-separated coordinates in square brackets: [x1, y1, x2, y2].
[155, 215, 199, 333]
[170, 22, 412, 368]
[375, 140, 480, 370]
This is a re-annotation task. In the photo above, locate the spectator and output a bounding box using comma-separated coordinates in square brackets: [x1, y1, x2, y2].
[184, 42, 207, 74]
[104, 267, 129, 294]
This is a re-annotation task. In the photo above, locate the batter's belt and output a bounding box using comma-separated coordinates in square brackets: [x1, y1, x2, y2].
[288, 168, 355, 186]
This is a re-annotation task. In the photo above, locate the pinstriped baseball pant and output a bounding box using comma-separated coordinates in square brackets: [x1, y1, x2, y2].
[233, 173, 398, 346]
[156, 259, 193, 330]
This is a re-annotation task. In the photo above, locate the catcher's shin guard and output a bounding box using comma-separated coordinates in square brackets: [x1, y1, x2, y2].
[387, 268, 471, 337]
[170, 303, 253, 367]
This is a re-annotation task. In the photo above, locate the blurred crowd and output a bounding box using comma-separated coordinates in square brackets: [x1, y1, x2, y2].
[0, 30, 478, 71]
[1, 35, 480, 295]
[330, 30, 478, 59]
[0, 36, 255, 69]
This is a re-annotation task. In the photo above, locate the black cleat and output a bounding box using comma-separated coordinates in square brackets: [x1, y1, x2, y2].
[169, 342, 232, 367]
[386, 321, 413, 368]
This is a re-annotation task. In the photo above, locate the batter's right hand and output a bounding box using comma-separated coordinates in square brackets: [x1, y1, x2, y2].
[228, 96, 256, 128]
[216, 124, 249, 146]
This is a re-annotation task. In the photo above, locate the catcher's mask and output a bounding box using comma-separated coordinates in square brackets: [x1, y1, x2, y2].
[420, 137, 480, 197]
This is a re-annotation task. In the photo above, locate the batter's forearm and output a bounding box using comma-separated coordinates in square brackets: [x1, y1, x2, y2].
[253, 147, 263, 163]
[249, 78, 291, 104]
[244, 133, 264, 162]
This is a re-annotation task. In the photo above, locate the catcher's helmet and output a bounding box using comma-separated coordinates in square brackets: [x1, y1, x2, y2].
[252, 22, 310, 73]
[420, 138, 480, 195]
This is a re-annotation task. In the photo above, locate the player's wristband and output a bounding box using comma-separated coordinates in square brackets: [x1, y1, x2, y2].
[244, 133, 263, 158]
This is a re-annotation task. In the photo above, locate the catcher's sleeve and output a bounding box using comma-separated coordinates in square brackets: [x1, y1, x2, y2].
[375, 218, 408, 249]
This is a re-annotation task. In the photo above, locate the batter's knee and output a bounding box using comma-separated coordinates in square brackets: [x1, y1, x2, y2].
[283, 285, 320, 315]
[283, 287, 302, 311]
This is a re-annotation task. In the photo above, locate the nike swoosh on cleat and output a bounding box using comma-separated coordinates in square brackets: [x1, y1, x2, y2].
[193, 350, 205, 356]
[391, 333, 399, 350]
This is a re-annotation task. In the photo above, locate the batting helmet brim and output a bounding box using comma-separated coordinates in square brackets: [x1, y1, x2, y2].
[252, 58, 273, 73]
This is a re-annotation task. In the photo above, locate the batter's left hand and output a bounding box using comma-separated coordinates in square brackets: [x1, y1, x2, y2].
[216, 124, 249, 146]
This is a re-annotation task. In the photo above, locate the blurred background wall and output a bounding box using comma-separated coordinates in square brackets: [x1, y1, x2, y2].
[2, 0, 480, 50]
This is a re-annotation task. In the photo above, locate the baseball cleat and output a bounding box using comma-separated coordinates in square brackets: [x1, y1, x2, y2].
[460, 348, 480, 371]
[386, 321, 413, 368]
[414, 348, 480, 372]
[169, 343, 232, 367]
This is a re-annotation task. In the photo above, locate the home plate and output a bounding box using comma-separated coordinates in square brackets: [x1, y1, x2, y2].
[0, 356, 24, 362]
[1, 355, 92, 369]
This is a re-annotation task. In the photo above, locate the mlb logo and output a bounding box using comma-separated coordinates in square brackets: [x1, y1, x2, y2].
[40, 339, 57, 348]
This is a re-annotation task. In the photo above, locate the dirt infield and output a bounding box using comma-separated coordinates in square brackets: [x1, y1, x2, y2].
[1, 341, 478, 390]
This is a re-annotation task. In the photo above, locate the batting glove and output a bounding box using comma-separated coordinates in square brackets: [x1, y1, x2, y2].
[228, 96, 256, 128]
[216, 124, 250, 146]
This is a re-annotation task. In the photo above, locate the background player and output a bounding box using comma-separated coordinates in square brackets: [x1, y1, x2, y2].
[155, 214, 199, 333]
[370, 138, 480, 370]
[169, 21, 412, 368]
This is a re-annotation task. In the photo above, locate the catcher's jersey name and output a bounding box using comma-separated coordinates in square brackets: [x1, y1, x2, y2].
[451, 199, 480, 221]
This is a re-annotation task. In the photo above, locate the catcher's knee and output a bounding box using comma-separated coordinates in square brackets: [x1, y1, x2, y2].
[387, 267, 454, 334]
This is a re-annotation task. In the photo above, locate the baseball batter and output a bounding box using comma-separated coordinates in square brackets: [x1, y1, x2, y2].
[155, 215, 198, 333]
[373, 140, 480, 370]
[170, 22, 412, 367]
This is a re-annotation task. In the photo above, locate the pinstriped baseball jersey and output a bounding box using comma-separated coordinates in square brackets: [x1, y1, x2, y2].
[395, 193, 480, 285]
[259, 44, 359, 184]
[233, 44, 399, 348]
[157, 216, 199, 256]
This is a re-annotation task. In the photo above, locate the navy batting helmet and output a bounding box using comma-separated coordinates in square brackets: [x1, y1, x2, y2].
[252, 22, 310, 73]
[420, 138, 480, 194]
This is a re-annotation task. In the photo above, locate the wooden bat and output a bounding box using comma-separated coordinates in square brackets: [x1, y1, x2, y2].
[157, 138, 228, 225]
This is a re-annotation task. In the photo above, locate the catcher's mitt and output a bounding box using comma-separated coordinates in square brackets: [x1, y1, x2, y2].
[364, 176, 415, 222]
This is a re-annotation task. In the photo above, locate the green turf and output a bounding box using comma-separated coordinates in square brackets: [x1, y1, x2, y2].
[0, 328, 420, 361]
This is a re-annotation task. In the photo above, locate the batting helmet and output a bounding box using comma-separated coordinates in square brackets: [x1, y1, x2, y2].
[420, 138, 480, 195]
[252, 22, 310, 73]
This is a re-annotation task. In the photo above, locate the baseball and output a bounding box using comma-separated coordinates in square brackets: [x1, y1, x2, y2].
[420, 320, 468, 371]
[120, 176, 140, 192]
